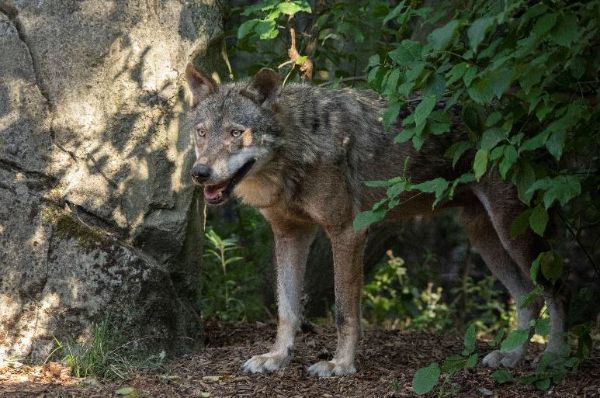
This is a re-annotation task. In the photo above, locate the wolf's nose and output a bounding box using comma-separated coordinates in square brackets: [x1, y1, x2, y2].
[191, 163, 211, 183]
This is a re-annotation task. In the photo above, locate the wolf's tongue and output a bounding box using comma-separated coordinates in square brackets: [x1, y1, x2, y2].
[204, 181, 228, 201]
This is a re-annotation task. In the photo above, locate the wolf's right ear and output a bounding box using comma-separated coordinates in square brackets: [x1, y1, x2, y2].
[185, 63, 218, 107]
[250, 68, 281, 104]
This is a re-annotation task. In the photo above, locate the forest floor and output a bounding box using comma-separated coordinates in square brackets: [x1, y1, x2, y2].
[1, 321, 599, 397]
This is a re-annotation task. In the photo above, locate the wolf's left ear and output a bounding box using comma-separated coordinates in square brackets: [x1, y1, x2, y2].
[250, 68, 281, 104]
[185, 63, 218, 107]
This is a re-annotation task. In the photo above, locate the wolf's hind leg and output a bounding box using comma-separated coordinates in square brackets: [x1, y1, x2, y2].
[308, 227, 366, 377]
[243, 224, 317, 373]
[462, 205, 542, 368]
[473, 185, 569, 362]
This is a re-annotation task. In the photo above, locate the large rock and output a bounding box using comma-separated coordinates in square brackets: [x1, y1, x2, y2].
[0, 0, 221, 361]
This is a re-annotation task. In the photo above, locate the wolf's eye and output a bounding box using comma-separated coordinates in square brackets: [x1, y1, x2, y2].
[231, 129, 244, 138]
[196, 127, 207, 137]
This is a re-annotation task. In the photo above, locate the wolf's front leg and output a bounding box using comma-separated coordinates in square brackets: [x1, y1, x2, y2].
[242, 224, 317, 373]
[308, 227, 366, 377]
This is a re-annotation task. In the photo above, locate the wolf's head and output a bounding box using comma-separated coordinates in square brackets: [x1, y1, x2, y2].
[185, 64, 281, 205]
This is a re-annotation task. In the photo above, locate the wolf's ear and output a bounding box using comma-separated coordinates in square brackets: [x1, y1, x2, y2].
[185, 63, 218, 107]
[250, 68, 280, 103]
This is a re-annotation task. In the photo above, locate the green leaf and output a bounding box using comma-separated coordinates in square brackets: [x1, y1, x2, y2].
[429, 121, 450, 135]
[412, 178, 449, 205]
[353, 209, 386, 231]
[428, 20, 460, 51]
[463, 66, 478, 86]
[465, 353, 478, 369]
[463, 324, 477, 356]
[383, 69, 401, 96]
[387, 179, 410, 198]
[535, 318, 550, 337]
[383, 2, 406, 25]
[388, 40, 422, 65]
[545, 129, 567, 160]
[468, 68, 513, 104]
[540, 250, 564, 283]
[499, 145, 518, 179]
[513, 162, 536, 204]
[446, 62, 468, 85]
[395, 127, 415, 144]
[485, 111, 502, 127]
[423, 73, 446, 99]
[520, 130, 550, 152]
[480, 128, 506, 151]
[488, 68, 514, 99]
[254, 19, 278, 40]
[367, 54, 380, 68]
[449, 173, 475, 199]
[414, 96, 437, 126]
[406, 63, 427, 87]
[510, 208, 532, 239]
[412, 362, 441, 395]
[278, 1, 311, 15]
[468, 16, 495, 52]
[473, 149, 488, 181]
[412, 134, 425, 151]
[542, 176, 581, 208]
[365, 179, 395, 188]
[237, 19, 259, 39]
[445, 141, 472, 167]
[550, 14, 579, 46]
[441, 355, 466, 374]
[467, 78, 494, 104]
[384, 100, 401, 129]
[535, 377, 551, 391]
[491, 369, 514, 384]
[533, 13, 558, 38]
[529, 204, 548, 237]
[521, 285, 543, 307]
[500, 329, 529, 353]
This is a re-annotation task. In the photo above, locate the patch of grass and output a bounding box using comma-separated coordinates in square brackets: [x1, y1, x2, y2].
[49, 318, 165, 379]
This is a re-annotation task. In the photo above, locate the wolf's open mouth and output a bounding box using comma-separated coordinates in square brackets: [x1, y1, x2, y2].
[203, 159, 256, 205]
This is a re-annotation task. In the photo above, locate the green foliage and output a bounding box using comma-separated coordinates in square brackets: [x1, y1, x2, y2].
[48, 318, 165, 379]
[500, 329, 529, 353]
[450, 274, 515, 336]
[362, 251, 452, 331]
[200, 228, 266, 321]
[412, 362, 440, 395]
[360, 1, 599, 233]
[412, 324, 479, 395]
[237, 0, 311, 41]
[491, 369, 513, 384]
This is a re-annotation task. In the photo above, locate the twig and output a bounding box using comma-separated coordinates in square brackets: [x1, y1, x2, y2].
[558, 210, 600, 280]
[221, 40, 234, 80]
[286, 18, 313, 81]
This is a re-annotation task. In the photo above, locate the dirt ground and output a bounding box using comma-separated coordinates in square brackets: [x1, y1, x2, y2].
[1, 321, 599, 397]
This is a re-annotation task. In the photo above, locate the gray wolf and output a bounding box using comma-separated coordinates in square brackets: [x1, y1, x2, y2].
[185, 63, 567, 376]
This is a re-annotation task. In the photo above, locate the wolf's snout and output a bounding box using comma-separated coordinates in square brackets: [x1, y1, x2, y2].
[191, 163, 211, 184]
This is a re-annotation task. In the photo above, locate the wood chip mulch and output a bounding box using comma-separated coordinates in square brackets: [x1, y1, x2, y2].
[1, 321, 599, 397]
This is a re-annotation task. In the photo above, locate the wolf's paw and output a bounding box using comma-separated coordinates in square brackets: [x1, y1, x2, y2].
[242, 352, 290, 373]
[307, 360, 356, 377]
[482, 349, 525, 368]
